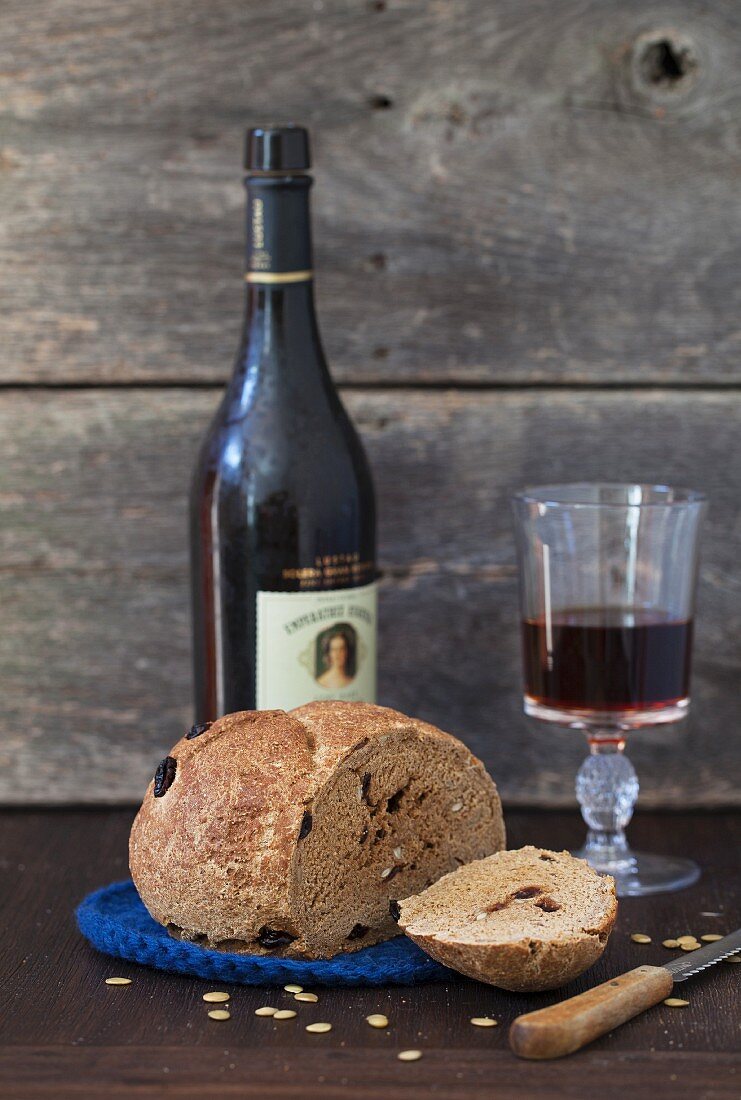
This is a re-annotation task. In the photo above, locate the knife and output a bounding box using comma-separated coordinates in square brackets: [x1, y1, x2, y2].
[509, 927, 741, 1060]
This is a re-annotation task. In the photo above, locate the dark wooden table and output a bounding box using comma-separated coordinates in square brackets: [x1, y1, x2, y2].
[1, 810, 738, 1099]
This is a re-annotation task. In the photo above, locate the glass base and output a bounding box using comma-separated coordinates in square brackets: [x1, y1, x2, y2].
[572, 845, 701, 897]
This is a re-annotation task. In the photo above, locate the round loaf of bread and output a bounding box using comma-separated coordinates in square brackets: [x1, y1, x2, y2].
[396, 847, 617, 991]
[129, 701, 505, 959]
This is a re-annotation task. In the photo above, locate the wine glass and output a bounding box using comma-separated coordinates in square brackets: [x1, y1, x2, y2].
[511, 483, 707, 897]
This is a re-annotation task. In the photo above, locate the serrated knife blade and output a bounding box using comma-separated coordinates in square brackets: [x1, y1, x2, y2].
[663, 927, 741, 982]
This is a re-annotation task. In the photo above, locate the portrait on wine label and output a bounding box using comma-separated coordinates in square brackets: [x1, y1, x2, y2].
[315, 623, 357, 689]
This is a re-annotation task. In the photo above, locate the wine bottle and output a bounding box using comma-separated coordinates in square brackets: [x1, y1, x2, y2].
[190, 125, 377, 721]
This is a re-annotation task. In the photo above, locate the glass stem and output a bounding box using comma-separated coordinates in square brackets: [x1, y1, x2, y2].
[575, 734, 640, 874]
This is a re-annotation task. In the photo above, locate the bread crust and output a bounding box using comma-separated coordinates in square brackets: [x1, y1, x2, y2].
[129, 702, 505, 958]
[129, 710, 312, 949]
[397, 847, 617, 992]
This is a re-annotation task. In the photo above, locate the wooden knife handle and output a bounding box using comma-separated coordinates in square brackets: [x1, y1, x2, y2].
[509, 964, 674, 1060]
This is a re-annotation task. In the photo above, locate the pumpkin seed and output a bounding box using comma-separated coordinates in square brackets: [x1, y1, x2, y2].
[273, 1009, 297, 1020]
[306, 1022, 332, 1033]
[202, 991, 230, 1003]
[295, 992, 318, 1003]
[207, 1009, 231, 1021]
[470, 1017, 498, 1027]
[255, 1006, 277, 1017]
[284, 984, 303, 993]
[366, 1014, 389, 1028]
[398, 1050, 423, 1062]
[631, 933, 652, 944]
[104, 977, 132, 986]
[663, 998, 690, 1007]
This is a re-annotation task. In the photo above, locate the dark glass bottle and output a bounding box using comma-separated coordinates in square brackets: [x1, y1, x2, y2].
[190, 125, 377, 722]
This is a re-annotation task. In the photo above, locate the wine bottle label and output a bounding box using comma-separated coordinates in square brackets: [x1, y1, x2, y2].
[256, 580, 377, 710]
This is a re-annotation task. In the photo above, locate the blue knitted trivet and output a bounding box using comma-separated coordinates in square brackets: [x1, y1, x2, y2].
[76, 881, 453, 987]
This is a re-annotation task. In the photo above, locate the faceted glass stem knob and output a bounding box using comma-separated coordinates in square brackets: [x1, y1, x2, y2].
[575, 739, 639, 875]
[572, 736, 700, 895]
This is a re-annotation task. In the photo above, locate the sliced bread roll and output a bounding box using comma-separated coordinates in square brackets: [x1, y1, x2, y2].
[129, 701, 505, 959]
[396, 847, 617, 991]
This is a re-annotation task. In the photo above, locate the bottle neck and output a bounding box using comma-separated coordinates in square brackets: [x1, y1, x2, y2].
[243, 172, 318, 361]
[245, 173, 313, 283]
[242, 280, 323, 375]
[227, 174, 329, 414]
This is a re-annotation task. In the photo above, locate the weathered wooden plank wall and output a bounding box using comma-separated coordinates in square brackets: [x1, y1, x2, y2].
[1, 1, 740, 804]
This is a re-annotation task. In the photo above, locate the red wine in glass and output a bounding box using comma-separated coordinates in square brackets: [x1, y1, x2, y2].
[522, 607, 693, 718]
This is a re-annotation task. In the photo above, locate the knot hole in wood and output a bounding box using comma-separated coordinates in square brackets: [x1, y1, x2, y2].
[629, 28, 699, 101]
